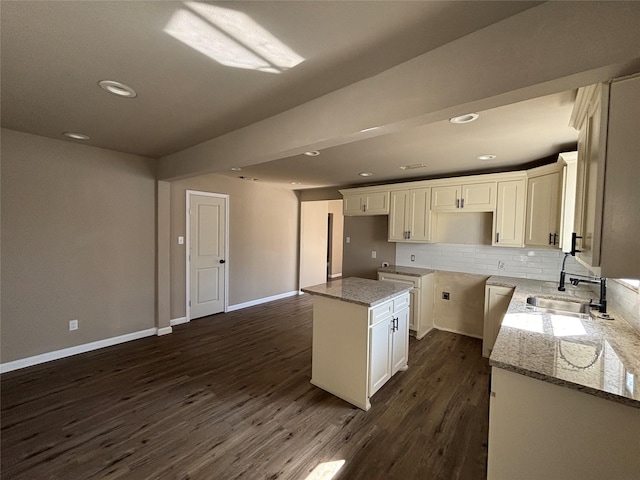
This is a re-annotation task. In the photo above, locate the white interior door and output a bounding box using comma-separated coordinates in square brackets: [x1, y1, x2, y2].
[189, 193, 227, 319]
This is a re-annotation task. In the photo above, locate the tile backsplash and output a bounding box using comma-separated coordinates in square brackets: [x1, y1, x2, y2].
[396, 242, 640, 336]
[396, 243, 591, 282]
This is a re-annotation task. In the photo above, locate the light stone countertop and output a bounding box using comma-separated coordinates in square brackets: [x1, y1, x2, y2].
[302, 277, 412, 307]
[377, 265, 435, 277]
[488, 275, 640, 408]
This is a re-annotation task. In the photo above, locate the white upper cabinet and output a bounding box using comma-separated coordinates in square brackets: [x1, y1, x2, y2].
[525, 168, 562, 248]
[388, 187, 431, 242]
[341, 189, 390, 216]
[431, 182, 496, 212]
[494, 178, 526, 247]
[571, 75, 640, 278]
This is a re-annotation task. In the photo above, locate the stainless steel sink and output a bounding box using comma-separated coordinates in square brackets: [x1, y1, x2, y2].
[526, 296, 591, 315]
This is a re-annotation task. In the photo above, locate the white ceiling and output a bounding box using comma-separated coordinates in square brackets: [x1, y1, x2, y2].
[1, 1, 637, 190]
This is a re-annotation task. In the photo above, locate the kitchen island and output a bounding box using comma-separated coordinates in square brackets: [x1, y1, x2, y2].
[485, 275, 640, 479]
[302, 277, 412, 410]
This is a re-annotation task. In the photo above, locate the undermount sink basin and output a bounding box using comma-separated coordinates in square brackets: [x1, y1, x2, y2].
[526, 296, 591, 315]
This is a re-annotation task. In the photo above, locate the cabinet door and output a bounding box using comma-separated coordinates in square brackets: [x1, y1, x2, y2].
[431, 185, 461, 211]
[408, 187, 431, 241]
[363, 192, 389, 215]
[369, 318, 392, 396]
[461, 182, 497, 211]
[525, 172, 561, 247]
[343, 194, 364, 215]
[391, 307, 409, 375]
[482, 286, 514, 358]
[388, 190, 410, 241]
[494, 179, 526, 247]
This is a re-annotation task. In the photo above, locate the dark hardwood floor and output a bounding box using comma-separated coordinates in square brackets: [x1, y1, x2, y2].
[1, 295, 491, 480]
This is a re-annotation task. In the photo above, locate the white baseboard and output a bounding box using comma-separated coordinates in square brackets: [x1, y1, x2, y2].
[0, 327, 158, 374]
[227, 290, 299, 312]
[157, 326, 173, 336]
[433, 325, 483, 340]
[170, 316, 188, 326]
[328, 273, 343, 279]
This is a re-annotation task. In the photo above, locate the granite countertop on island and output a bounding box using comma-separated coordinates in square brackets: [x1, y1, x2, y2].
[302, 277, 412, 307]
[487, 275, 640, 409]
[377, 265, 435, 277]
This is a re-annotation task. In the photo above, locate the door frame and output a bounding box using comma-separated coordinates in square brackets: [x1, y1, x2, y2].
[185, 190, 230, 321]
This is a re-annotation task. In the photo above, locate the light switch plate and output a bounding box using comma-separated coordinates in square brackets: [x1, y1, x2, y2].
[178, 236, 184, 245]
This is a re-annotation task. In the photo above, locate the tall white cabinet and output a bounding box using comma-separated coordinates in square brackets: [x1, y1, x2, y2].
[570, 75, 640, 278]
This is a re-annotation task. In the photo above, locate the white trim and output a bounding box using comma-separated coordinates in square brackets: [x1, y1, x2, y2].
[227, 291, 299, 312]
[157, 326, 173, 336]
[0, 328, 157, 374]
[186, 190, 230, 320]
[328, 273, 343, 279]
[170, 316, 188, 326]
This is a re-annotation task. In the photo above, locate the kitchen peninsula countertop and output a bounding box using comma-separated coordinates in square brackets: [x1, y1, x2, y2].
[302, 277, 412, 307]
[377, 265, 435, 277]
[488, 275, 640, 408]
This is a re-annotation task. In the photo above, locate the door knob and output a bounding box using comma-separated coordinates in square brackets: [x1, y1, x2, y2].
[219, 259, 226, 264]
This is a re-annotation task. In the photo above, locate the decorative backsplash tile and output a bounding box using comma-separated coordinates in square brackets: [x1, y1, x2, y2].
[396, 243, 591, 282]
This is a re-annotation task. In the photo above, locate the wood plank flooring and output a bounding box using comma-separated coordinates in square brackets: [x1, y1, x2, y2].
[1, 294, 491, 480]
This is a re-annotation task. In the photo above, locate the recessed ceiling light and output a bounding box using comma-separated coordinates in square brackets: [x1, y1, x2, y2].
[359, 172, 373, 177]
[477, 154, 497, 161]
[290, 181, 301, 185]
[449, 113, 479, 124]
[63, 132, 90, 140]
[304, 150, 320, 157]
[230, 167, 242, 171]
[400, 163, 427, 170]
[98, 80, 137, 98]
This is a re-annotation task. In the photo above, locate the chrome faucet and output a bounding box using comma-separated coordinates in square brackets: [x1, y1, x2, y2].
[558, 252, 607, 314]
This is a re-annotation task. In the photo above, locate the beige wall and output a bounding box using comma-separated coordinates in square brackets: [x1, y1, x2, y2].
[327, 200, 343, 277]
[342, 216, 395, 280]
[433, 271, 488, 338]
[170, 174, 299, 317]
[1, 129, 157, 363]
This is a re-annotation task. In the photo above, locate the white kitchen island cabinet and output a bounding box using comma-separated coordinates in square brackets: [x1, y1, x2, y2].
[302, 277, 411, 411]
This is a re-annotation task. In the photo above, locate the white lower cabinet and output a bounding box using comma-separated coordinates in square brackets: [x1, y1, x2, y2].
[482, 285, 514, 358]
[310, 292, 410, 411]
[488, 367, 640, 479]
[369, 305, 409, 396]
[378, 271, 434, 339]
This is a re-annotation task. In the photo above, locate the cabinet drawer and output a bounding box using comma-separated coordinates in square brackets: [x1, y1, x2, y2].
[370, 300, 393, 324]
[393, 293, 410, 312]
[378, 273, 421, 288]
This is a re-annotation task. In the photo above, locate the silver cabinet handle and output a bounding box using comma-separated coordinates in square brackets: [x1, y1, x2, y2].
[460, 198, 464, 208]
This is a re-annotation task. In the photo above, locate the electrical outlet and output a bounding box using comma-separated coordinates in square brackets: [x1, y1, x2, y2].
[178, 236, 184, 245]
[498, 260, 505, 270]
[346, 236, 351, 244]
[442, 292, 450, 300]
[411, 255, 416, 262]
[371, 250, 377, 259]
[69, 319, 78, 331]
